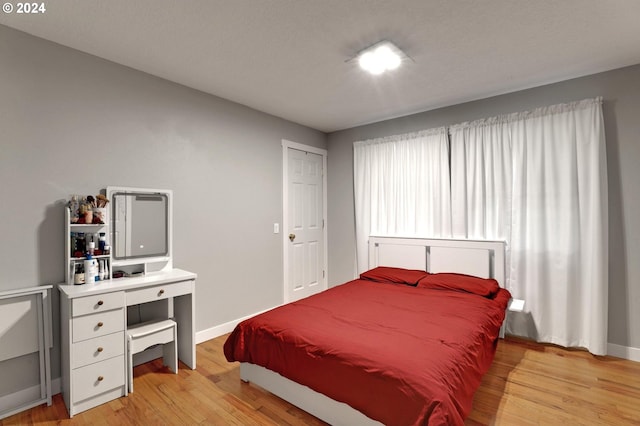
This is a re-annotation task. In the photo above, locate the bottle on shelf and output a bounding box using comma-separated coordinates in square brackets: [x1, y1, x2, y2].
[70, 232, 77, 257]
[99, 260, 105, 281]
[76, 233, 86, 258]
[99, 233, 106, 252]
[73, 263, 85, 285]
[88, 235, 95, 256]
[84, 255, 98, 284]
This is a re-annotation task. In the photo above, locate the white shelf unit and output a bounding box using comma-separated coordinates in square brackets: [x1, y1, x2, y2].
[65, 208, 112, 285]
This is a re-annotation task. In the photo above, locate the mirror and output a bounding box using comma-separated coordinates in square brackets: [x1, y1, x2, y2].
[106, 187, 172, 264]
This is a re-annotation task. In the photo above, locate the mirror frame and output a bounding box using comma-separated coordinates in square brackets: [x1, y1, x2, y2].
[106, 186, 173, 269]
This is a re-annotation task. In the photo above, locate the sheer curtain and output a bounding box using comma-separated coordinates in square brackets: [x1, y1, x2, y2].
[450, 98, 608, 355]
[353, 128, 451, 273]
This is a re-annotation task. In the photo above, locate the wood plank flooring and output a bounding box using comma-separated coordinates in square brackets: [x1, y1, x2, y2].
[3, 335, 639, 425]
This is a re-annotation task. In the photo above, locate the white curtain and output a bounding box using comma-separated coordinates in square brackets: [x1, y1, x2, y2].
[450, 98, 608, 355]
[353, 128, 452, 273]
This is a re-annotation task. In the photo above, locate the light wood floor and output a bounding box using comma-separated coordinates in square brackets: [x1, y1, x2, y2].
[3, 335, 639, 425]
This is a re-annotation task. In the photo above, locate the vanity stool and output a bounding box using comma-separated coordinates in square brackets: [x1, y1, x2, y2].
[126, 319, 178, 393]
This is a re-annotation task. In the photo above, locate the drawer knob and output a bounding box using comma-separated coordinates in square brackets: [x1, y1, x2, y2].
[158, 289, 165, 295]
[97, 300, 104, 306]
[97, 347, 104, 352]
[97, 376, 104, 382]
[97, 322, 104, 327]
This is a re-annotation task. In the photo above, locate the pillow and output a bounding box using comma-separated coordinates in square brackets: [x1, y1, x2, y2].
[416, 273, 500, 297]
[360, 267, 429, 286]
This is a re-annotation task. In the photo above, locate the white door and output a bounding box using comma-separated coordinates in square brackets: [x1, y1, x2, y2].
[286, 147, 325, 302]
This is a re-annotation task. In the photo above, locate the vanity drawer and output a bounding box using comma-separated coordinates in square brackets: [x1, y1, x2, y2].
[73, 309, 125, 343]
[72, 331, 124, 369]
[126, 280, 193, 306]
[72, 356, 125, 403]
[73, 292, 125, 317]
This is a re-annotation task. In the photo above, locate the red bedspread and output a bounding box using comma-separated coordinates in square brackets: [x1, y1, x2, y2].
[224, 279, 511, 426]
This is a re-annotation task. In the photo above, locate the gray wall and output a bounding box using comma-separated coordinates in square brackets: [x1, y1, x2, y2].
[0, 25, 325, 395]
[327, 64, 640, 350]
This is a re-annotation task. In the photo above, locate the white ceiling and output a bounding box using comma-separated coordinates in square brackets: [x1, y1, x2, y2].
[2, 0, 640, 132]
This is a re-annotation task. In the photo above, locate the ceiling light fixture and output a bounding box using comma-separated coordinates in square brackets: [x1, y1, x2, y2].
[356, 40, 406, 75]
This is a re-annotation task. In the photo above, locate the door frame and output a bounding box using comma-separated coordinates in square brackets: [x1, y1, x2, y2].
[282, 139, 328, 303]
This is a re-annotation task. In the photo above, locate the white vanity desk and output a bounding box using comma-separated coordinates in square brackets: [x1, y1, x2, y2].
[58, 268, 196, 417]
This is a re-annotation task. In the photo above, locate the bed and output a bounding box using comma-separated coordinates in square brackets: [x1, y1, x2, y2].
[224, 237, 510, 426]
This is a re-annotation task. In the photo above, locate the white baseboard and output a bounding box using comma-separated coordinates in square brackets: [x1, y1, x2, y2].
[195, 306, 278, 344]
[0, 385, 40, 418]
[0, 378, 60, 419]
[607, 343, 640, 362]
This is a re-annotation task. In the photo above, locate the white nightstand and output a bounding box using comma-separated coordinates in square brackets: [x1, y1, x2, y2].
[508, 298, 525, 312]
[500, 298, 525, 338]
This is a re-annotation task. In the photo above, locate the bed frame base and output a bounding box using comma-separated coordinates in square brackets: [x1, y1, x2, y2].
[240, 363, 382, 426]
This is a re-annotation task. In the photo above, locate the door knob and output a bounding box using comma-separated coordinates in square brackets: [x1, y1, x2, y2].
[289, 233, 296, 242]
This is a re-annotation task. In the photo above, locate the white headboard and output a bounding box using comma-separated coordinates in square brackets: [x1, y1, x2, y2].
[368, 237, 506, 288]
